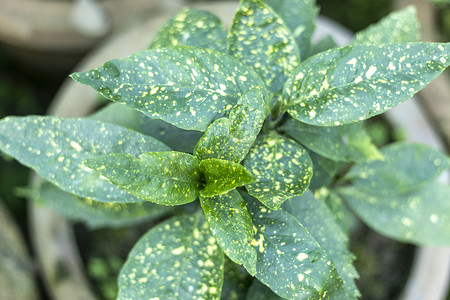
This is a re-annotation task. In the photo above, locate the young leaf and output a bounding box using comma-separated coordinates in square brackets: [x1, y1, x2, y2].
[0, 116, 169, 203]
[338, 181, 450, 246]
[352, 6, 420, 45]
[200, 190, 257, 275]
[194, 88, 266, 163]
[92, 103, 203, 153]
[244, 132, 313, 209]
[84, 152, 202, 206]
[149, 8, 228, 52]
[281, 117, 382, 163]
[229, 0, 300, 104]
[264, 0, 319, 60]
[118, 213, 224, 299]
[199, 158, 255, 197]
[283, 191, 359, 298]
[71, 47, 268, 131]
[345, 142, 450, 195]
[35, 182, 173, 229]
[283, 42, 450, 126]
[241, 192, 346, 299]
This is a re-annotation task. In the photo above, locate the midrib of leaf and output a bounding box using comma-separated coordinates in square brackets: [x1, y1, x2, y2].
[288, 70, 421, 107]
[94, 162, 197, 184]
[269, 139, 281, 191]
[172, 213, 201, 299]
[105, 82, 242, 99]
[259, 221, 322, 292]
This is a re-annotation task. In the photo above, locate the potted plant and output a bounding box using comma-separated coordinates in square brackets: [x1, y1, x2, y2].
[1, 0, 450, 299]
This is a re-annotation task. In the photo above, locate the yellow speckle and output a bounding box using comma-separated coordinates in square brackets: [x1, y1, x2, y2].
[366, 66, 377, 79]
[430, 214, 439, 224]
[171, 246, 185, 255]
[70, 141, 82, 152]
[296, 253, 308, 261]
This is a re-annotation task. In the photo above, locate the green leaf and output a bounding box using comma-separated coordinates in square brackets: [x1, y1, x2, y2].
[229, 0, 300, 104]
[200, 190, 257, 275]
[338, 181, 450, 246]
[194, 88, 266, 163]
[283, 191, 359, 298]
[71, 47, 268, 131]
[264, 0, 319, 60]
[352, 6, 420, 45]
[221, 258, 252, 300]
[92, 103, 203, 153]
[0, 116, 169, 203]
[199, 158, 255, 197]
[241, 192, 346, 299]
[84, 152, 202, 205]
[283, 42, 450, 126]
[345, 142, 450, 195]
[307, 150, 343, 190]
[246, 279, 283, 300]
[244, 132, 313, 209]
[35, 182, 173, 229]
[149, 8, 228, 52]
[118, 213, 225, 299]
[316, 189, 357, 236]
[281, 117, 382, 163]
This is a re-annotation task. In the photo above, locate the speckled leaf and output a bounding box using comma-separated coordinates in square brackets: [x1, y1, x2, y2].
[352, 6, 420, 45]
[241, 192, 346, 299]
[92, 103, 203, 153]
[0, 116, 169, 203]
[283, 191, 359, 298]
[244, 132, 313, 210]
[71, 47, 268, 131]
[229, 0, 300, 104]
[221, 258, 252, 300]
[194, 88, 266, 163]
[35, 182, 173, 229]
[84, 152, 202, 205]
[200, 190, 257, 275]
[345, 142, 450, 195]
[264, 0, 319, 60]
[338, 181, 450, 246]
[283, 43, 450, 126]
[199, 158, 255, 197]
[149, 8, 227, 52]
[118, 213, 224, 299]
[281, 117, 382, 163]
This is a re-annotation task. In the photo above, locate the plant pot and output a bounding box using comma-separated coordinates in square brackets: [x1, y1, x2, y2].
[0, 0, 182, 75]
[29, 1, 450, 299]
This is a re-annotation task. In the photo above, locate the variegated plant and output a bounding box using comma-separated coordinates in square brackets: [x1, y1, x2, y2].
[1, 1, 450, 299]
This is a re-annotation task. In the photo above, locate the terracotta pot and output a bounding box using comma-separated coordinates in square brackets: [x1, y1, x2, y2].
[30, 2, 450, 299]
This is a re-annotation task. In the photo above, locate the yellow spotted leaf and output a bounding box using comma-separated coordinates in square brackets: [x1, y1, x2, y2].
[71, 47, 268, 131]
[0, 116, 169, 203]
[84, 152, 202, 206]
[118, 212, 224, 299]
[283, 43, 450, 126]
[244, 132, 313, 209]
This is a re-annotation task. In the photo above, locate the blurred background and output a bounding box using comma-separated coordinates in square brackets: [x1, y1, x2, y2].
[0, 0, 449, 299]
